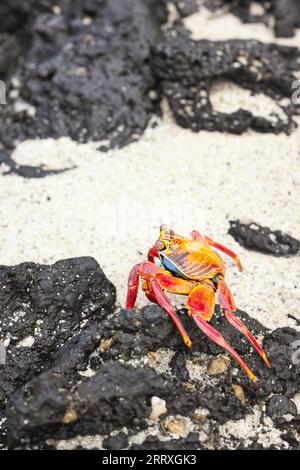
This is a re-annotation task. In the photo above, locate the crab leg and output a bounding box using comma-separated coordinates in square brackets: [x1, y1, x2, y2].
[192, 313, 257, 382]
[126, 264, 140, 308]
[145, 290, 159, 304]
[191, 230, 206, 243]
[150, 280, 192, 348]
[191, 230, 242, 271]
[187, 282, 257, 383]
[217, 279, 271, 368]
[205, 236, 243, 271]
[148, 245, 159, 263]
[127, 262, 193, 348]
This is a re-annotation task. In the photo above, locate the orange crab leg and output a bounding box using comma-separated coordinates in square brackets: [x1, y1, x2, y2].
[192, 313, 257, 383]
[217, 279, 271, 368]
[150, 280, 192, 348]
[191, 230, 243, 271]
[126, 262, 193, 347]
[205, 236, 243, 271]
[187, 282, 257, 383]
[126, 264, 140, 308]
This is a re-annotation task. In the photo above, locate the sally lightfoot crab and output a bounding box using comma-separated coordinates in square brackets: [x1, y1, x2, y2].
[126, 225, 271, 383]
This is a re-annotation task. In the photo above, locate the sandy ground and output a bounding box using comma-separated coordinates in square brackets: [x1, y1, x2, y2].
[0, 7, 300, 336]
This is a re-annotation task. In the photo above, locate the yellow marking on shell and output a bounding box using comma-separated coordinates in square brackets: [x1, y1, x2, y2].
[159, 230, 225, 281]
[166, 248, 224, 281]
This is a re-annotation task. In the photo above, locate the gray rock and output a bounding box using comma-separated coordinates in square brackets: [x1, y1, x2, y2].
[229, 220, 300, 256]
[266, 395, 297, 421]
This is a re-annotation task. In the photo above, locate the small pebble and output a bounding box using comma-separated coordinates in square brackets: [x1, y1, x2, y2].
[163, 417, 189, 437]
[207, 355, 231, 376]
[62, 409, 78, 424]
[266, 395, 297, 421]
[193, 408, 210, 424]
[102, 432, 128, 450]
[147, 351, 158, 368]
[232, 384, 246, 406]
[149, 396, 167, 421]
[99, 337, 114, 353]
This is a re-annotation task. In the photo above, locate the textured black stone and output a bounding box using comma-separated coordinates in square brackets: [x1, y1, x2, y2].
[170, 350, 190, 381]
[172, 0, 199, 17]
[1, 0, 300, 178]
[205, 1, 300, 38]
[102, 431, 129, 450]
[1, 258, 300, 449]
[229, 220, 300, 256]
[0, 0, 167, 176]
[130, 432, 204, 450]
[112, 304, 267, 359]
[0, 257, 116, 401]
[152, 32, 300, 135]
[266, 395, 297, 421]
[0, 1, 68, 82]
[6, 362, 172, 443]
[235, 327, 300, 398]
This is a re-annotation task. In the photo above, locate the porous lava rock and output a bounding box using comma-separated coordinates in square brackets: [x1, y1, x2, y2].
[1, 258, 300, 449]
[229, 220, 300, 256]
[1, 1, 300, 177]
[0, 256, 116, 401]
[0, 0, 167, 176]
[205, 1, 300, 38]
[152, 32, 300, 135]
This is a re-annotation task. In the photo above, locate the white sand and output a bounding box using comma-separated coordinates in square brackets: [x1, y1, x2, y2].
[185, 4, 300, 46]
[0, 8, 299, 337]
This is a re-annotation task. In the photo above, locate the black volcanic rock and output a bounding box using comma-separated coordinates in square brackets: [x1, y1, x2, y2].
[102, 431, 129, 450]
[266, 395, 297, 421]
[1, 0, 300, 178]
[205, 1, 300, 38]
[0, 0, 167, 159]
[234, 326, 300, 398]
[229, 220, 300, 256]
[152, 33, 300, 135]
[172, 0, 199, 17]
[111, 304, 268, 360]
[0, 1, 70, 82]
[1, 258, 300, 449]
[0, 257, 116, 401]
[6, 362, 171, 443]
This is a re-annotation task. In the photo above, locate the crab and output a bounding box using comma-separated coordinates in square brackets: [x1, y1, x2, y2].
[126, 225, 271, 383]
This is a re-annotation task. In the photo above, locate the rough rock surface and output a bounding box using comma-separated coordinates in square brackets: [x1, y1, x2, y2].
[130, 433, 204, 450]
[0, 256, 116, 402]
[205, 0, 300, 37]
[1, 0, 300, 177]
[0, 0, 167, 176]
[0, 1, 69, 81]
[152, 31, 300, 135]
[7, 362, 172, 444]
[266, 395, 297, 421]
[229, 220, 300, 256]
[0, 260, 299, 450]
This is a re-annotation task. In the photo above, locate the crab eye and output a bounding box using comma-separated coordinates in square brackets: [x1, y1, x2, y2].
[155, 240, 166, 251]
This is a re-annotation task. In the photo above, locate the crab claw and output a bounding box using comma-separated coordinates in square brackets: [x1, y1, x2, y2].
[126, 261, 193, 348]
